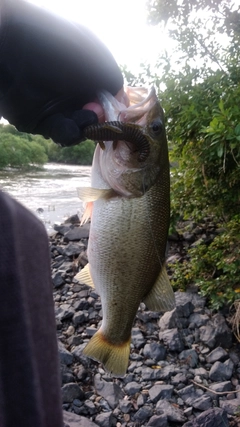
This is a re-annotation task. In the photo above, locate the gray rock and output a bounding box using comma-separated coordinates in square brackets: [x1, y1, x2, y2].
[141, 367, 163, 381]
[131, 328, 145, 349]
[182, 407, 229, 427]
[72, 311, 86, 326]
[158, 309, 177, 330]
[58, 341, 73, 366]
[55, 304, 75, 321]
[206, 347, 228, 363]
[219, 398, 240, 415]
[94, 412, 116, 427]
[171, 372, 188, 385]
[52, 271, 65, 287]
[199, 314, 232, 349]
[84, 400, 97, 415]
[133, 405, 153, 423]
[208, 381, 233, 394]
[137, 393, 148, 407]
[177, 384, 203, 406]
[143, 342, 166, 361]
[62, 383, 84, 403]
[179, 349, 198, 368]
[124, 381, 142, 395]
[119, 399, 132, 413]
[156, 399, 186, 423]
[209, 359, 234, 381]
[175, 292, 195, 317]
[54, 224, 71, 235]
[192, 395, 212, 411]
[63, 242, 84, 257]
[64, 223, 90, 241]
[188, 312, 209, 327]
[147, 414, 168, 427]
[63, 410, 98, 427]
[94, 374, 124, 409]
[149, 384, 173, 402]
[159, 328, 184, 352]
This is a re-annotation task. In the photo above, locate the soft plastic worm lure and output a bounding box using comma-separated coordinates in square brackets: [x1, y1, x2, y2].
[83, 121, 150, 162]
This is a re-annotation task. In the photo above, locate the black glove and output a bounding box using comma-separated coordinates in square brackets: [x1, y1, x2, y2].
[0, 0, 123, 146]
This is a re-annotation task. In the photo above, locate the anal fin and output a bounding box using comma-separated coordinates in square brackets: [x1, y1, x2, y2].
[74, 263, 94, 288]
[143, 266, 175, 312]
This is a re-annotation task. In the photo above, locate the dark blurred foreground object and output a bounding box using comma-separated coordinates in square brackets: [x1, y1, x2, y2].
[0, 0, 123, 146]
[0, 191, 63, 427]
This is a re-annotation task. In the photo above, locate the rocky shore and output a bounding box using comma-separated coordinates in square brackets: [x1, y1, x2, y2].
[50, 215, 240, 427]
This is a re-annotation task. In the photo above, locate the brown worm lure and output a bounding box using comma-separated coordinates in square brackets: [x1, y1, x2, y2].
[83, 121, 150, 162]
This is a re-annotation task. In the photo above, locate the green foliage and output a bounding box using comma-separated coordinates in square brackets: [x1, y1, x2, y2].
[47, 139, 95, 165]
[0, 128, 47, 168]
[170, 216, 240, 309]
[142, 0, 240, 308]
[0, 124, 95, 168]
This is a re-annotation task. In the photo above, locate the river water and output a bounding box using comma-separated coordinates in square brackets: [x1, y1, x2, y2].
[0, 163, 91, 233]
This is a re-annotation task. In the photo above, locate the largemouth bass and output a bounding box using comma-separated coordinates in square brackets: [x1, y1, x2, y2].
[76, 86, 175, 376]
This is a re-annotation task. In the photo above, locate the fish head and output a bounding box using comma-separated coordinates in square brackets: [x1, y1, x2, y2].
[93, 86, 169, 197]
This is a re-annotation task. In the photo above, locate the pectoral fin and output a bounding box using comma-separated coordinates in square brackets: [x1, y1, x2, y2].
[77, 187, 117, 202]
[80, 202, 93, 225]
[75, 263, 94, 288]
[143, 266, 175, 312]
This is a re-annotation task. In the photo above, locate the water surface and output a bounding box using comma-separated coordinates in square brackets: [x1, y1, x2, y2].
[0, 163, 91, 232]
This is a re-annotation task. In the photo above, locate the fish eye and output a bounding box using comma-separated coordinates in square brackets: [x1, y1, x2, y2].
[149, 119, 163, 135]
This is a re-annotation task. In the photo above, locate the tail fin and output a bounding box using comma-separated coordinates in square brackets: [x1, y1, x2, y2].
[83, 329, 131, 377]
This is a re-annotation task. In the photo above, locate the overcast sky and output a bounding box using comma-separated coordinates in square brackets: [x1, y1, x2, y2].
[28, 0, 170, 74]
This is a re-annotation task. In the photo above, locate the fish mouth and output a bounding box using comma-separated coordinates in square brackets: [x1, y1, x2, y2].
[83, 121, 150, 162]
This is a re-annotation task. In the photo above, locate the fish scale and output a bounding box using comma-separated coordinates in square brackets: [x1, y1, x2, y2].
[76, 86, 175, 376]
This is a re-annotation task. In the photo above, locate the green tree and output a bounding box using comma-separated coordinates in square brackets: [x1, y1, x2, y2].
[141, 0, 240, 307]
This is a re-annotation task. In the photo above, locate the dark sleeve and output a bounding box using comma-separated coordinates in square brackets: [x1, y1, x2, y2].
[0, 191, 63, 427]
[0, 0, 123, 133]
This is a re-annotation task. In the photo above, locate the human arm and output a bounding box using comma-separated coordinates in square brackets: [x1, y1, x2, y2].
[0, 0, 123, 146]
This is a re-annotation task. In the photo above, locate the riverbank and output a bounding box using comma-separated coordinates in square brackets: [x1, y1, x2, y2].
[50, 215, 240, 427]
